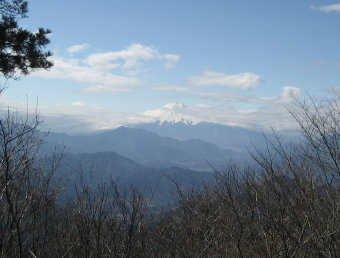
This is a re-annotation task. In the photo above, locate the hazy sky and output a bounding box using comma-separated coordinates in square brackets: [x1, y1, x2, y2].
[1, 0, 340, 133]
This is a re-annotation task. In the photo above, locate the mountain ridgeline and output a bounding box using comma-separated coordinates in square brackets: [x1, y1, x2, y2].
[46, 123, 255, 171]
[59, 151, 213, 204]
[130, 121, 268, 150]
[44, 121, 298, 204]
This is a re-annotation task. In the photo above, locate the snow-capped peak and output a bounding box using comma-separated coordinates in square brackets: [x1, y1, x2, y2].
[143, 102, 200, 125]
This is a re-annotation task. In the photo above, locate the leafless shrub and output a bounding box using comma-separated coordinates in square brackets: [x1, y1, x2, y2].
[153, 96, 340, 257]
[0, 95, 339, 257]
[0, 111, 62, 257]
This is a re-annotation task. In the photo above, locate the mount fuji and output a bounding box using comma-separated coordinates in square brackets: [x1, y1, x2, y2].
[127, 102, 270, 151]
[142, 102, 201, 125]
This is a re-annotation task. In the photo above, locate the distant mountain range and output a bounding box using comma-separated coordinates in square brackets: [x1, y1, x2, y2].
[46, 126, 237, 171]
[45, 120, 299, 170]
[58, 151, 213, 205]
[130, 121, 270, 150]
[42, 119, 299, 204]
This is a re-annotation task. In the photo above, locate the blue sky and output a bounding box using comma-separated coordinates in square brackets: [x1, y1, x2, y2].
[1, 0, 340, 133]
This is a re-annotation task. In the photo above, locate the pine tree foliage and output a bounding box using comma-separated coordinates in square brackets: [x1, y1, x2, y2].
[0, 0, 52, 79]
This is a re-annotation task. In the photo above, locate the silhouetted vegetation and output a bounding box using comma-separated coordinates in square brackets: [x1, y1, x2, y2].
[0, 95, 338, 257]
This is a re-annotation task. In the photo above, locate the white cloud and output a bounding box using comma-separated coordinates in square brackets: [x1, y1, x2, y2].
[69, 101, 86, 107]
[32, 43, 180, 94]
[143, 102, 201, 124]
[188, 70, 264, 90]
[85, 85, 132, 94]
[184, 91, 273, 103]
[280, 86, 301, 103]
[0, 96, 149, 133]
[150, 83, 188, 93]
[178, 86, 300, 105]
[67, 43, 90, 53]
[312, 3, 340, 13]
[328, 86, 340, 93]
[40, 110, 151, 133]
[163, 54, 181, 69]
[54, 101, 105, 114]
[32, 56, 144, 92]
[0, 89, 302, 134]
[0, 96, 106, 117]
[85, 43, 180, 70]
[142, 101, 298, 131]
[141, 87, 302, 131]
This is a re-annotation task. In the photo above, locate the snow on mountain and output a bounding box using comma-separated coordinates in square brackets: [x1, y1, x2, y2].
[143, 102, 202, 125]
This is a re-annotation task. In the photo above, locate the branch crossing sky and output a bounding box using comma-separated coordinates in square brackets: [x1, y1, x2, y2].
[1, 0, 340, 133]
